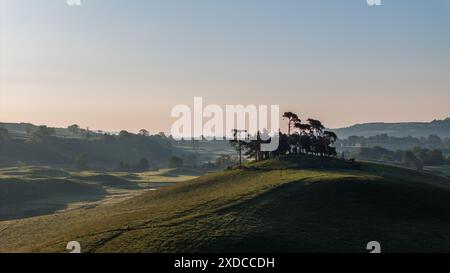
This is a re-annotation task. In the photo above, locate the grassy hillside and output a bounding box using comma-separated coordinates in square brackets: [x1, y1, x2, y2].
[0, 134, 174, 169]
[1, 155, 450, 253]
[0, 166, 200, 221]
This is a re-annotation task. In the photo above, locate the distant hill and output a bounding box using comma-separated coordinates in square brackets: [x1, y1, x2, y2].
[2, 155, 450, 253]
[0, 122, 235, 169]
[0, 122, 105, 140]
[0, 123, 175, 169]
[334, 118, 450, 139]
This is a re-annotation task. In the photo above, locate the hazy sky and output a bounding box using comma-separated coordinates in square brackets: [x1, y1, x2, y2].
[1, 0, 449, 133]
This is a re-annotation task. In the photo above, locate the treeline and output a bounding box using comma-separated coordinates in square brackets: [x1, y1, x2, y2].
[167, 153, 200, 168]
[167, 154, 238, 171]
[339, 134, 450, 149]
[230, 112, 338, 162]
[351, 146, 450, 169]
[0, 123, 104, 140]
[0, 126, 174, 169]
[117, 158, 152, 172]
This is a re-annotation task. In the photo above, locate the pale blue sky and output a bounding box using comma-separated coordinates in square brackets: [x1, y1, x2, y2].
[1, 0, 449, 132]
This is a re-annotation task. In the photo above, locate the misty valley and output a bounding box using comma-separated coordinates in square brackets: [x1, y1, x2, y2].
[1, 1, 450, 260]
[1, 117, 450, 253]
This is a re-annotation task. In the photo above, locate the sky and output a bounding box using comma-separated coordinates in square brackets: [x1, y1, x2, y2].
[1, 0, 449, 133]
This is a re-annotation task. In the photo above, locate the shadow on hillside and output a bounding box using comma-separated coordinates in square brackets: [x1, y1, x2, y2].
[1, 167, 70, 179]
[69, 174, 141, 190]
[0, 178, 108, 221]
[207, 176, 450, 252]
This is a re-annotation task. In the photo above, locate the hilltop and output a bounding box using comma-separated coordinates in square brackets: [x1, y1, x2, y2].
[1, 155, 450, 253]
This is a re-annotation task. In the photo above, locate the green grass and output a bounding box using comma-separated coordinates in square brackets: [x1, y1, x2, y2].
[0, 166, 71, 179]
[0, 166, 200, 221]
[1, 156, 450, 253]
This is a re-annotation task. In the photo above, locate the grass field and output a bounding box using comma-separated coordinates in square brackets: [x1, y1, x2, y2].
[1, 155, 450, 253]
[0, 166, 200, 221]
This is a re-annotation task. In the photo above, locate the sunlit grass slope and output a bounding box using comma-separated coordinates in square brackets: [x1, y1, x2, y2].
[0, 167, 200, 221]
[1, 155, 450, 253]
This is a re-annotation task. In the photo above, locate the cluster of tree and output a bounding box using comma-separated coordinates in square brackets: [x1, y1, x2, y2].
[31, 126, 56, 142]
[339, 134, 450, 150]
[67, 124, 100, 139]
[117, 158, 151, 172]
[214, 154, 238, 168]
[351, 146, 449, 169]
[67, 124, 83, 136]
[230, 112, 338, 163]
[115, 130, 172, 145]
[166, 153, 201, 168]
[0, 125, 59, 143]
[0, 127, 174, 169]
[201, 154, 239, 171]
[400, 147, 449, 169]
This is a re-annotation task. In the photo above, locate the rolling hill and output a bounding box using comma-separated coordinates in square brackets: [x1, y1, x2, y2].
[0, 166, 200, 221]
[0, 130, 174, 169]
[334, 118, 450, 138]
[1, 155, 450, 253]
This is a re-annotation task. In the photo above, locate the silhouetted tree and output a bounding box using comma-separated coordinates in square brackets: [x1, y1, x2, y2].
[307, 119, 325, 136]
[273, 132, 290, 157]
[68, 124, 80, 135]
[293, 123, 311, 154]
[323, 131, 338, 156]
[119, 130, 134, 141]
[229, 129, 248, 167]
[295, 123, 311, 135]
[283, 112, 300, 136]
[289, 133, 300, 154]
[139, 129, 150, 137]
[228, 114, 339, 166]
